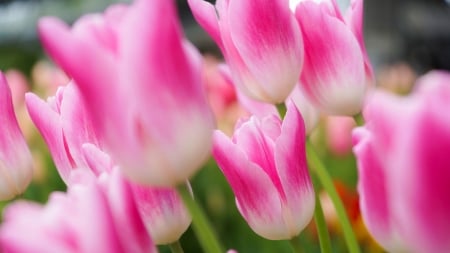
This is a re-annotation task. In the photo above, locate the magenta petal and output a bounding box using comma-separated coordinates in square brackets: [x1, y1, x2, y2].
[275, 101, 315, 236]
[227, 0, 303, 103]
[25, 92, 72, 183]
[213, 130, 288, 240]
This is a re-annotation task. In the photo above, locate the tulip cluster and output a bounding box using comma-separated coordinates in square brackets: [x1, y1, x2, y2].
[0, 0, 448, 252]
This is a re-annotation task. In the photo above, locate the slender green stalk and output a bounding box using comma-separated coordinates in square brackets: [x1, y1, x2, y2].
[306, 141, 361, 253]
[313, 194, 332, 253]
[177, 184, 224, 253]
[353, 112, 365, 126]
[168, 240, 185, 253]
[289, 235, 304, 253]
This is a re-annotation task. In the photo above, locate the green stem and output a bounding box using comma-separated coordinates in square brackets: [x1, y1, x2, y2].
[313, 194, 332, 253]
[306, 140, 361, 253]
[353, 112, 365, 126]
[289, 235, 304, 253]
[177, 184, 224, 253]
[168, 240, 185, 253]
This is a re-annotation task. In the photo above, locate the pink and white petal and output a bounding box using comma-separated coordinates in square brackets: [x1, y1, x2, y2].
[60, 82, 101, 169]
[275, 101, 315, 237]
[38, 17, 122, 141]
[297, 2, 365, 115]
[98, 168, 156, 253]
[81, 143, 114, 176]
[232, 117, 283, 193]
[25, 93, 72, 183]
[352, 127, 408, 252]
[131, 185, 191, 245]
[0, 73, 33, 200]
[219, 64, 279, 118]
[187, 0, 223, 49]
[345, 0, 373, 83]
[288, 86, 320, 135]
[228, 0, 303, 103]
[213, 131, 287, 240]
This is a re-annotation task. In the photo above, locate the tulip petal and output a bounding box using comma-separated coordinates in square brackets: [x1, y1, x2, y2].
[25, 92, 72, 183]
[0, 73, 33, 200]
[213, 130, 288, 240]
[275, 101, 315, 236]
[228, 0, 303, 103]
[187, 0, 223, 49]
[297, 1, 365, 115]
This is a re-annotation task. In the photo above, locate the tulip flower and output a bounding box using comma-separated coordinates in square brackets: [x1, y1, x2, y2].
[38, 0, 215, 186]
[188, 0, 304, 103]
[295, 0, 373, 115]
[0, 168, 156, 253]
[353, 71, 450, 253]
[213, 101, 315, 240]
[27, 82, 191, 245]
[0, 72, 33, 200]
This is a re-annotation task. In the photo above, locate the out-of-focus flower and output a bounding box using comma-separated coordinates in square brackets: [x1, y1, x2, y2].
[376, 62, 417, 95]
[213, 101, 315, 240]
[188, 0, 304, 103]
[326, 116, 356, 156]
[4, 70, 29, 109]
[353, 71, 450, 253]
[26, 82, 190, 245]
[0, 72, 33, 201]
[38, 0, 215, 186]
[295, 0, 373, 115]
[0, 168, 156, 253]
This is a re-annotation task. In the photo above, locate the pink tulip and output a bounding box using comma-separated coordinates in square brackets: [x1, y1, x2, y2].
[0, 72, 33, 200]
[353, 71, 450, 253]
[0, 168, 156, 253]
[188, 0, 304, 103]
[38, 0, 215, 186]
[295, 0, 373, 115]
[26, 82, 191, 245]
[326, 116, 356, 156]
[213, 101, 315, 240]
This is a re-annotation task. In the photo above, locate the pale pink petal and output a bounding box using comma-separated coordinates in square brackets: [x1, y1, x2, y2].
[25, 93, 72, 182]
[232, 117, 283, 195]
[0, 73, 33, 200]
[60, 82, 102, 170]
[296, 1, 366, 115]
[227, 0, 303, 103]
[352, 127, 406, 252]
[187, 0, 223, 49]
[213, 130, 287, 240]
[131, 184, 191, 245]
[81, 143, 113, 176]
[98, 168, 156, 253]
[288, 86, 320, 134]
[275, 101, 315, 237]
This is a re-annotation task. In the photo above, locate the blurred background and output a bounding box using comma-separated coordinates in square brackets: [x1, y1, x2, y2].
[0, 0, 449, 252]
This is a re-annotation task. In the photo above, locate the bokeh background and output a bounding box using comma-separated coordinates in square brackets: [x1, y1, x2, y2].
[0, 0, 449, 252]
